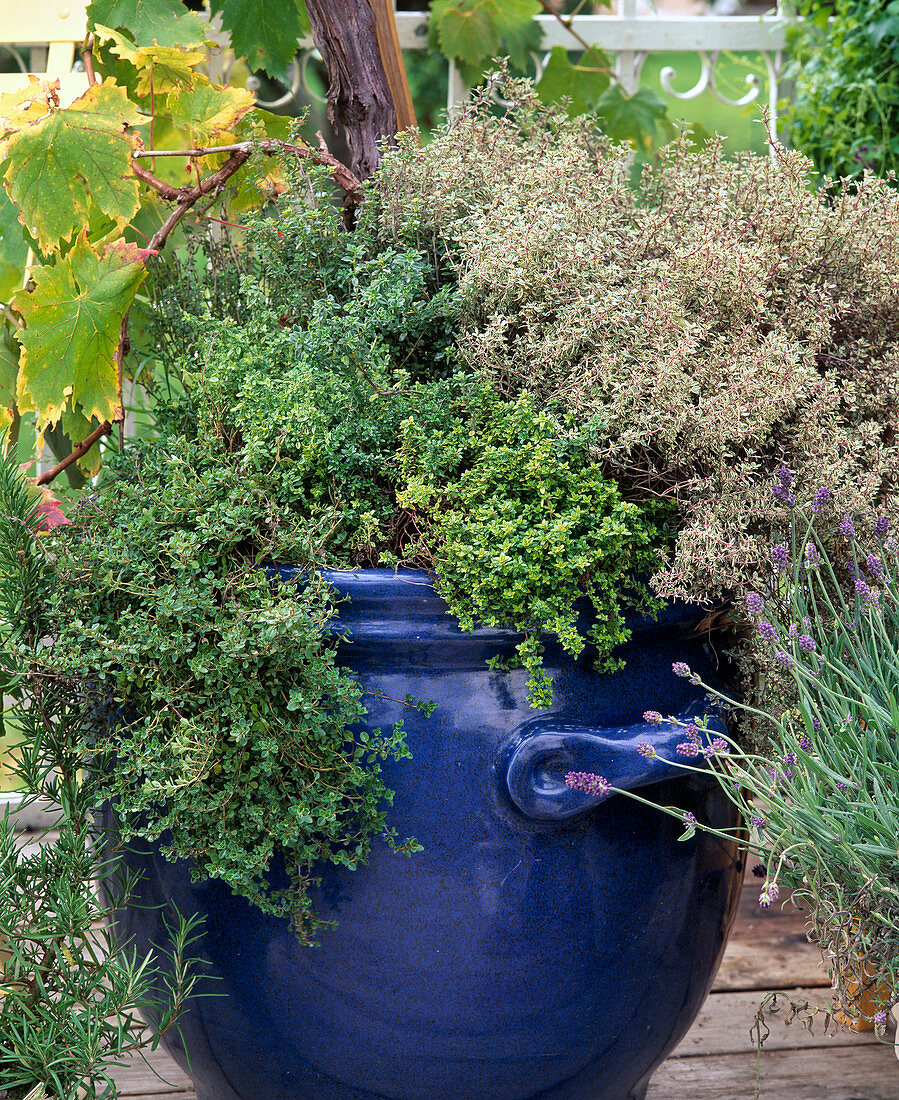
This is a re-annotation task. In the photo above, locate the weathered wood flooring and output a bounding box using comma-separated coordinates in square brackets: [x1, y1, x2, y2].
[11, 819, 899, 1099]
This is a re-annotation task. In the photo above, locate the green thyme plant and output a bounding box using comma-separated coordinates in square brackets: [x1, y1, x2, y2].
[35, 167, 667, 944]
[0, 439, 203, 1100]
[566, 474, 899, 1025]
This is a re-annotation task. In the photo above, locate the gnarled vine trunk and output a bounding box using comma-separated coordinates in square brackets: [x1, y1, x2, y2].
[305, 0, 416, 181]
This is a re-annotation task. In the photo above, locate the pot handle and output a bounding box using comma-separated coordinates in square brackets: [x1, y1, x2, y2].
[498, 705, 727, 822]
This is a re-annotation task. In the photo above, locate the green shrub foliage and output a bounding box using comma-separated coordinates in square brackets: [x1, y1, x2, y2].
[46, 165, 666, 934]
[783, 0, 899, 182]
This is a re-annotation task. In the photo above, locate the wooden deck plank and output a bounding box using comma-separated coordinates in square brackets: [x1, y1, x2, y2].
[712, 880, 829, 992]
[646, 1046, 899, 1099]
[671, 989, 883, 1057]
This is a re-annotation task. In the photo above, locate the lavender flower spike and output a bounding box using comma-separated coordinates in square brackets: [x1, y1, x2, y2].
[643, 710, 663, 725]
[840, 514, 856, 540]
[757, 620, 777, 642]
[812, 486, 831, 512]
[875, 516, 889, 538]
[772, 544, 790, 571]
[566, 772, 610, 797]
[746, 591, 764, 617]
[804, 541, 821, 570]
[637, 742, 657, 759]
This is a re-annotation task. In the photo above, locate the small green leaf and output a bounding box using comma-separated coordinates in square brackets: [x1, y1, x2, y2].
[14, 235, 148, 426]
[537, 46, 611, 115]
[490, 0, 543, 72]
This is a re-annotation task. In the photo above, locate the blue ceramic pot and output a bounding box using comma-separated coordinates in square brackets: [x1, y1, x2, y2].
[104, 569, 742, 1100]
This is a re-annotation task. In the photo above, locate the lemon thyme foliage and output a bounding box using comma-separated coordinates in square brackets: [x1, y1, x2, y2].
[41, 173, 668, 937]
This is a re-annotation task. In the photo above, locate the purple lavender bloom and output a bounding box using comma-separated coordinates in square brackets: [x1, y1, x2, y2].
[875, 516, 889, 538]
[799, 735, 813, 752]
[772, 484, 796, 506]
[711, 737, 729, 755]
[676, 741, 700, 757]
[683, 811, 697, 826]
[836, 780, 849, 791]
[804, 541, 821, 570]
[776, 465, 793, 488]
[788, 622, 799, 640]
[846, 559, 860, 579]
[875, 1010, 888, 1029]
[643, 710, 663, 725]
[772, 544, 791, 571]
[672, 661, 691, 678]
[812, 717, 821, 731]
[866, 555, 885, 582]
[783, 752, 797, 768]
[746, 591, 764, 616]
[685, 722, 701, 742]
[840, 514, 856, 540]
[798, 634, 816, 653]
[775, 650, 795, 670]
[758, 620, 777, 642]
[812, 486, 831, 512]
[566, 772, 611, 797]
[758, 889, 773, 910]
[637, 742, 657, 759]
[855, 577, 876, 604]
[749, 816, 767, 830]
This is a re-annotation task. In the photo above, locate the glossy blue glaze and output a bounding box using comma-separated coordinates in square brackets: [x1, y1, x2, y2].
[103, 569, 742, 1100]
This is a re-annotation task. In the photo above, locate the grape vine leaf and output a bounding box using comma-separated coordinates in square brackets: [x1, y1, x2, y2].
[429, 0, 498, 74]
[537, 46, 611, 115]
[94, 27, 207, 96]
[0, 190, 28, 305]
[13, 235, 148, 427]
[167, 77, 256, 147]
[594, 85, 674, 152]
[0, 332, 17, 430]
[489, 0, 543, 72]
[87, 0, 209, 49]
[430, 0, 542, 81]
[0, 80, 142, 252]
[209, 0, 310, 82]
[0, 77, 59, 133]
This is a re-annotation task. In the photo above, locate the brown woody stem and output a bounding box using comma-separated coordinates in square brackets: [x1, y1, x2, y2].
[81, 34, 99, 87]
[36, 420, 113, 486]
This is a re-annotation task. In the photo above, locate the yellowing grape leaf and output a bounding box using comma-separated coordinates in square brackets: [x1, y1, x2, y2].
[13, 235, 147, 427]
[1, 80, 142, 252]
[61, 402, 104, 476]
[0, 77, 59, 134]
[88, 0, 209, 49]
[209, 0, 309, 82]
[167, 77, 256, 147]
[94, 26, 207, 96]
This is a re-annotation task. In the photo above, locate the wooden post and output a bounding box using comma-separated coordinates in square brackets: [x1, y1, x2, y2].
[305, 0, 417, 181]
